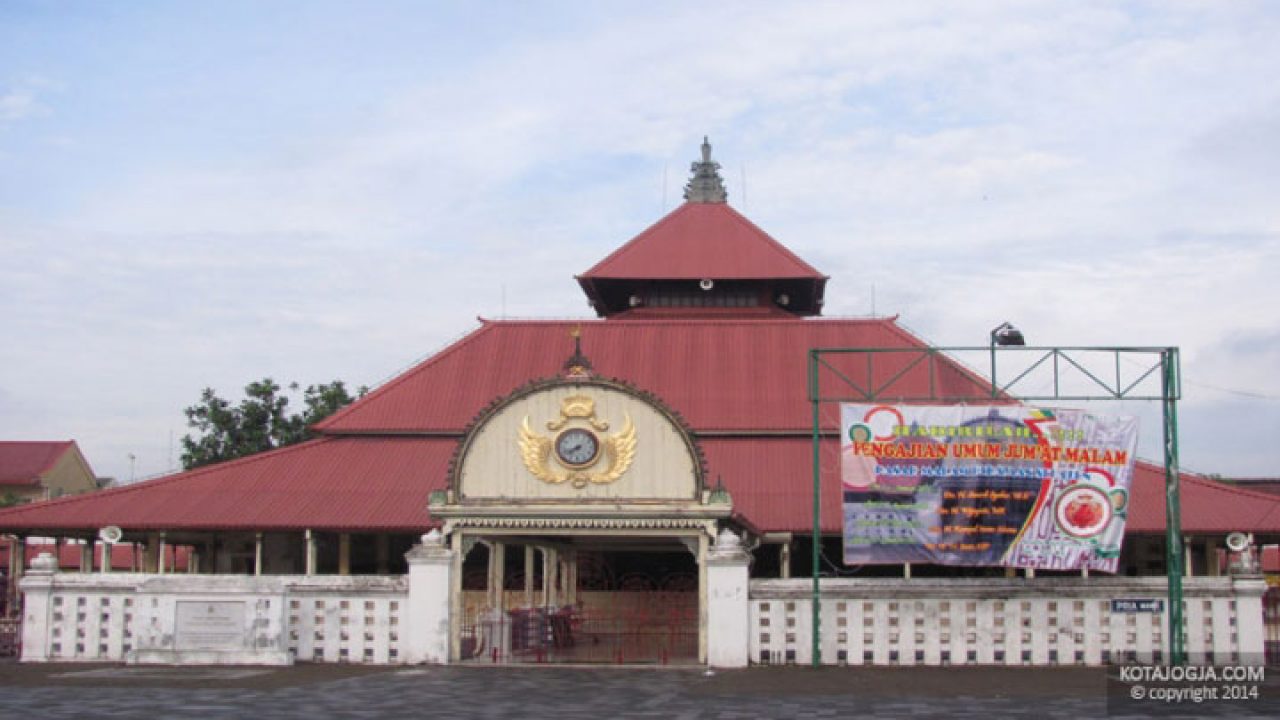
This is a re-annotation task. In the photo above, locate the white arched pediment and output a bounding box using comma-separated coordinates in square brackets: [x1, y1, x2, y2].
[452, 380, 703, 503]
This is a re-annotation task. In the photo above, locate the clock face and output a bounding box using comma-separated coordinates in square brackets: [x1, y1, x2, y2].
[555, 428, 600, 467]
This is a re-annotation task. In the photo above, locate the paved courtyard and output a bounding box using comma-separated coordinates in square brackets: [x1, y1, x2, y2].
[1, 661, 1277, 719]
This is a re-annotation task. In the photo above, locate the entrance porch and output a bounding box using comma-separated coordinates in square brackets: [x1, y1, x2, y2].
[451, 528, 709, 665]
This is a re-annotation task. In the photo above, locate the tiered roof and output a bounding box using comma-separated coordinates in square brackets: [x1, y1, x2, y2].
[1, 140, 1275, 540]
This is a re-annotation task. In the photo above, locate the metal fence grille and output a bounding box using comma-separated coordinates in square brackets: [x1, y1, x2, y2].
[0, 616, 18, 658]
[461, 591, 697, 665]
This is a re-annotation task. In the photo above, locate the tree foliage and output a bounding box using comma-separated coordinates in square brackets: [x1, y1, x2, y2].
[181, 378, 367, 470]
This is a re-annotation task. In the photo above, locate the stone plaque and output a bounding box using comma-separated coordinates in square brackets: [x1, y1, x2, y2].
[175, 601, 246, 651]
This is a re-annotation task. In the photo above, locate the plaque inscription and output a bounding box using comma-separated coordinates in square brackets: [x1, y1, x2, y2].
[174, 601, 246, 651]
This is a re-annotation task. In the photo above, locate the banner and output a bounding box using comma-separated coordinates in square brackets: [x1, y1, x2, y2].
[841, 405, 1138, 572]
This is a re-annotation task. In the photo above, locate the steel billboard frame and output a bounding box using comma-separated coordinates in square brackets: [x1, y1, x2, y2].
[807, 346, 1183, 666]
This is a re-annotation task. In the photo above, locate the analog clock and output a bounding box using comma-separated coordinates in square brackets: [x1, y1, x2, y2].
[555, 428, 600, 467]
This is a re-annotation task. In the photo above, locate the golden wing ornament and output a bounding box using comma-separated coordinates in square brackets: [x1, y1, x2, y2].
[592, 413, 637, 484]
[519, 416, 565, 484]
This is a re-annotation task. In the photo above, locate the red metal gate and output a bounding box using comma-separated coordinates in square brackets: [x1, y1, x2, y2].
[461, 593, 697, 665]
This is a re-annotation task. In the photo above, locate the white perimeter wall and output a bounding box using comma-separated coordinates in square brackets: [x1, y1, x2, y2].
[20, 572, 407, 664]
[19, 568, 1269, 667]
[750, 576, 1267, 667]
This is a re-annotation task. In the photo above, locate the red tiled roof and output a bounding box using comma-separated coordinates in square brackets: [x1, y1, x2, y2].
[315, 317, 991, 434]
[0, 441, 75, 486]
[707, 439, 1280, 535]
[0, 437, 451, 534]
[1223, 479, 1280, 496]
[1125, 462, 1280, 534]
[2, 435, 1275, 537]
[704, 437, 845, 533]
[578, 202, 826, 280]
[1263, 546, 1280, 573]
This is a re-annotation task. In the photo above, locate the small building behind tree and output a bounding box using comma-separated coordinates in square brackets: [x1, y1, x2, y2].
[0, 441, 99, 506]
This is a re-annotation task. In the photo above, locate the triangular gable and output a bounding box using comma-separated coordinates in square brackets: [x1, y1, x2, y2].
[579, 202, 827, 281]
[0, 441, 76, 486]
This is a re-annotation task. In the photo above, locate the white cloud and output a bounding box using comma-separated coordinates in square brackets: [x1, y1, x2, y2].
[0, 90, 38, 121]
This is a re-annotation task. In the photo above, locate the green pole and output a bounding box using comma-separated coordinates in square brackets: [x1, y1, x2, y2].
[1162, 348, 1185, 665]
[989, 337, 997, 400]
[810, 350, 822, 667]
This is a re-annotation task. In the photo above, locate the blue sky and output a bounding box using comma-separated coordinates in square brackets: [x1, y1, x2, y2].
[2, 1, 1278, 483]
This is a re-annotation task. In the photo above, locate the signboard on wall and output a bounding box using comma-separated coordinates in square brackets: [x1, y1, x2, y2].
[175, 600, 246, 651]
[841, 405, 1138, 572]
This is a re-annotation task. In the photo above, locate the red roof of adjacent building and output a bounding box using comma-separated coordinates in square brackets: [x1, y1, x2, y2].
[0, 441, 77, 486]
[578, 202, 827, 281]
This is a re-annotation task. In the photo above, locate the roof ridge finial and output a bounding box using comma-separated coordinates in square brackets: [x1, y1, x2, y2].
[683, 136, 728, 204]
[562, 324, 595, 380]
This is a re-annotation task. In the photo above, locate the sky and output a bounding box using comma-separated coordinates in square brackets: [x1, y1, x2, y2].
[1, 1, 1277, 484]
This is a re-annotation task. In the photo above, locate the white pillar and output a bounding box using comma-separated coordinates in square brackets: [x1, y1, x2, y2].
[18, 552, 59, 661]
[404, 529, 454, 664]
[158, 532, 167, 574]
[1232, 576, 1268, 666]
[254, 532, 264, 576]
[524, 546, 534, 608]
[488, 542, 506, 612]
[566, 551, 578, 606]
[544, 548, 558, 607]
[339, 533, 351, 576]
[304, 530, 316, 576]
[706, 528, 751, 668]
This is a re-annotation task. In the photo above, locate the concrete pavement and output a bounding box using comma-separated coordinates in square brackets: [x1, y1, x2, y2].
[1, 661, 1275, 719]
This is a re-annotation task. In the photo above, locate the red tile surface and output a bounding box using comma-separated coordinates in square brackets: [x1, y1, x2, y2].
[0, 441, 75, 486]
[0, 437, 452, 533]
[315, 317, 991, 434]
[579, 202, 826, 280]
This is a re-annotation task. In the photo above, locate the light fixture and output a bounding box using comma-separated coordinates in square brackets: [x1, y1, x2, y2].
[776, 293, 790, 307]
[990, 321, 1025, 347]
[988, 321, 1025, 400]
[699, 279, 715, 291]
[629, 295, 643, 307]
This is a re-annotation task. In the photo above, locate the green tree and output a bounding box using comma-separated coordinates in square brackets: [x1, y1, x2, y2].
[181, 378, 367, 470]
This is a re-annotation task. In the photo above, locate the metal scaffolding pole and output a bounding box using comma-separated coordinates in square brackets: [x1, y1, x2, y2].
[809, 350, 823, 667]
[1162, 348, 1185, 664]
